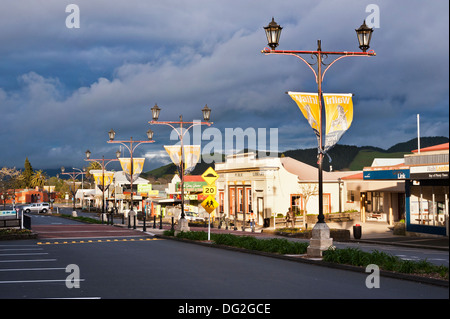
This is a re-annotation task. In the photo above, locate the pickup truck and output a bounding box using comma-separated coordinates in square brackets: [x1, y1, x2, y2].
[22, 202, 51, 214]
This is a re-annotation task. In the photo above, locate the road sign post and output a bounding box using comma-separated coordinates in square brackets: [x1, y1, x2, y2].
[201, 167, 219, 240]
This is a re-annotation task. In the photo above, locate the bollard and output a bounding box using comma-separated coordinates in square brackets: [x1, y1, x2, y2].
[159, 214, 162, 229]
[153, 215, 156, 229]
[353, 224, 362, 239]
[171, 216, 174, 231]
[143, 214, 146, 232]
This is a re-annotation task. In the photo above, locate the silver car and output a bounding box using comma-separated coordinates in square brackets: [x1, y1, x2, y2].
[22, 202, 50, 214]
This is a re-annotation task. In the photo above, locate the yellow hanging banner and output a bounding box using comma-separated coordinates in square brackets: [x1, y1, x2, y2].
[164, 145, 201, 174]
[323, 93, 353, 152]
[91, 170, 114, 190]
[118, 158, 145, 183]
[287, 92, 320, 140]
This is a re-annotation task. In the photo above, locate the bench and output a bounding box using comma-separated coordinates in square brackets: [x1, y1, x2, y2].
[326, 213, 353, 222]
[274, 216, 304, 228]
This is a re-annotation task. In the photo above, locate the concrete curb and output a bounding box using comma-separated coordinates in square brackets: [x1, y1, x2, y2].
[350, 239, 449, 251]
[155, 234, 449, 288]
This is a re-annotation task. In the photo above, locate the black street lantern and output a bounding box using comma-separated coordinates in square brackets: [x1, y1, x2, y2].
[146, 128, 154, 140]
[115, 149, 121, 159]
[355, 20, 373, 52]
[108, 129, 116, 141]
[151, 103, 161, 121]
[202, 104, 211, 122]
[264, 17, 282, 50]
[85, 149, 91, 159]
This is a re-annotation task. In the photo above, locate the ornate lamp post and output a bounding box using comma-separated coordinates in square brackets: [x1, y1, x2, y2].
[149, 103, 212, 233]
[60, 166, 86, 214]
[85, 150, 120, 224]
[262, 18, 375, 256]
[107, 129, 154, 229]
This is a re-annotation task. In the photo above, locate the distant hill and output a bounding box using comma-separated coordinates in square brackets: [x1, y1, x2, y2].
[105, 136, 450, 180]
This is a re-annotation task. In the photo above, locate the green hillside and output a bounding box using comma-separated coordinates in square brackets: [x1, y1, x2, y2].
[143, 136, 448, 179]
[348, 150, 407, 171]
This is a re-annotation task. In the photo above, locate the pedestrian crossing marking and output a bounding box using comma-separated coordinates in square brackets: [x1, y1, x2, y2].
[37, 238, 161, 245]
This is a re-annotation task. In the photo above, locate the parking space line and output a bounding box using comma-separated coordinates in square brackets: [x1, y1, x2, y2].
[37, 237, 161, 245]
[0, 259, 57, 263]
[0, 279, 85, 284]
[0, 267, 66, 272]
[0, 253, 48, 256]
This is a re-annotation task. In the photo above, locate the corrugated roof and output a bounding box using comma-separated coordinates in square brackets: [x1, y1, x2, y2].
[412, 142, 449, 153]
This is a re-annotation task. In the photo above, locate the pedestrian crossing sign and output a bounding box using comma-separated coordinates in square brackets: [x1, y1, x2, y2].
[201, 195, 219, 214]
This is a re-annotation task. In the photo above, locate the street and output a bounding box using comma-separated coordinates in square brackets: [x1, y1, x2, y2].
[0, 233, 448, 300]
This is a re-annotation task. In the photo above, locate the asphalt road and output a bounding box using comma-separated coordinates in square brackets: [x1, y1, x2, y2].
[0, 236, 448, 300]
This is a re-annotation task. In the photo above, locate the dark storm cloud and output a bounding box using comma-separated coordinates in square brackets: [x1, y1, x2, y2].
[0, 0, 448, 171]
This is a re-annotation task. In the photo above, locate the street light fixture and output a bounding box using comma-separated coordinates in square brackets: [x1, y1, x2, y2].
[261, 18, 375, 256]
[264, 17, 283, 50]
[108, 129, 116, 141]
[355, 20, 374, 52]
[202, 104, 211, 122]
[151, 103, 161, 121]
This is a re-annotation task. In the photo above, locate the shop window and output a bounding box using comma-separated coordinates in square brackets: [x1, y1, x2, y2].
[229, 187, 235, 216]
[219, 191, 224, 214]
[410, 185, 448, 226]
[290, 195, 302, 215]
[347, 190, 355, 202]
[237, 187, 243, 213]
[246, 188, 252, 214]
[323, 194, 330, 214]
[372, 192, 383, 213]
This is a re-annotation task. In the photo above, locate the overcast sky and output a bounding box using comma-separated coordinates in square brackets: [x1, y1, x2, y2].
[0, 0, 448, 172]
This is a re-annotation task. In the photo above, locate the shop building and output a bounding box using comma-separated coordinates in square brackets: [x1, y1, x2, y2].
[215, 152, 356, 226]
[405, 143, 449, 236]
[357, 142, 449, 236]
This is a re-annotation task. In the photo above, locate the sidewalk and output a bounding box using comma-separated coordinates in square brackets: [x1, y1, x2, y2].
[69, 208, 448, 251]
[140, 220, 449, 251]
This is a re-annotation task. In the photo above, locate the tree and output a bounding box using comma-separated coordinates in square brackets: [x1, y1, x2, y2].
[31, 170, 47, 188]
[298, 179, 318, 228]
[21, 157, 34, 188]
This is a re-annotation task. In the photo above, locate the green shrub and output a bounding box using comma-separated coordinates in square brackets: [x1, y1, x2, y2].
[323, 247, 448, 278]
[164, 231, 309, 255]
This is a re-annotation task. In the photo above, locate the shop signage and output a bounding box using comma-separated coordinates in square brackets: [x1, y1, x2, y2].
[176, 181, 207, 192]
[0, 210, 16, 217]
[363, 168, 410, 180]
[410, 164, 449, 179]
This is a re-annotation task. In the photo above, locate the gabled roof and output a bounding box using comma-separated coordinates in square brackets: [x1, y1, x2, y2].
[280, 157, 360, 181]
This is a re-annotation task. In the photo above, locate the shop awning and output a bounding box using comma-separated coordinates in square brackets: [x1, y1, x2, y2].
[346, 180, 405, 192]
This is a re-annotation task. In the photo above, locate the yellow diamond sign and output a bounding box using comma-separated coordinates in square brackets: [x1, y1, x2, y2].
[201, 195, 219, 214]
[201, 167, 219, 185]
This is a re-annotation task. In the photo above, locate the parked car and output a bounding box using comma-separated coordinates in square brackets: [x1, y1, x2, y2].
[182, 212, 205, 222]
[22, 202, 51, 214]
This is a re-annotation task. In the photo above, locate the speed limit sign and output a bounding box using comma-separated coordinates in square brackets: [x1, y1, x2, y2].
[202, 185, 216, 195]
